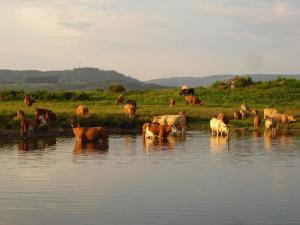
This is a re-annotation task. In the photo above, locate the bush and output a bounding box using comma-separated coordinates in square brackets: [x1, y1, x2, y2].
[108, 84, 126, 93]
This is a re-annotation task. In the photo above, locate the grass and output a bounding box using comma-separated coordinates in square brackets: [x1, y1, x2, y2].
[1, 78, 300, 131]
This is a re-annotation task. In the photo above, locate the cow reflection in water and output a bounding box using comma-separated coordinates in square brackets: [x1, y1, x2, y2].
[18, 138, 57, 151]
[73, 141, 109, 155]
[264, 130, 294, 151]
[143, 133, 186, 152]
[210, 136, 229, 155]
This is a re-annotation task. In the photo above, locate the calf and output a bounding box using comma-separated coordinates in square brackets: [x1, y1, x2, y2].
[72, 126, 109, 143]
[233, 111, 242, 120]
[169, 98, 176, 107]
[24, 95, 35, 107]
[124, 104, 136, 118]
[184, 96, 203, 106]
[253, 115, 261, 130]
[76, 105, 89, 117]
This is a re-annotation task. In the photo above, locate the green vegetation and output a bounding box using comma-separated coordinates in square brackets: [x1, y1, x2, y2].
[108, 84, 126, 93]
[0, 78, 299, 133]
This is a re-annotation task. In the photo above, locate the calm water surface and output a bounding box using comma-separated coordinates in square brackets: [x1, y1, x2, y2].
[0, 130, 300, 225]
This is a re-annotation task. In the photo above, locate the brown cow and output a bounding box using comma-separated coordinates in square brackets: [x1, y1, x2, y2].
[16, 110, 42, 138]
[116, 95, 124, 105]
[276, 113, 296, 125]
[76, 105, 89, 117]
[217, 113, 230, 125]
[143, 123, 175, 140]
[169, 98, 176, 107]
[72, 126, 109, 143]
[24, 95, 35, 107]
[233, 111, 242, 120]
[124, 104, 136, 118]
[184, 96, 203, 106]
[253, 115, 261, 130]
[45, 111, 57, 124]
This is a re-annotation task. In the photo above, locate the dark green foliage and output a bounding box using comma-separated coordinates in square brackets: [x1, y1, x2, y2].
[108, 84, 126, 93]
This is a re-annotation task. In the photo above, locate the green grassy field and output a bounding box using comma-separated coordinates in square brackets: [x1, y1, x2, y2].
[1, 78, 300, 132]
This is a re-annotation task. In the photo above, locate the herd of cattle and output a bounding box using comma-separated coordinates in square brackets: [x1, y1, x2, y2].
[17, 85, 297, 143]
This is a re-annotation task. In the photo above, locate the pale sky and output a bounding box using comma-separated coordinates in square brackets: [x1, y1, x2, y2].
[0, 0, 300, 80]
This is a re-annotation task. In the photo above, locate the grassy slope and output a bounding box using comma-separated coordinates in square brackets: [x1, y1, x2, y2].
[1, 79, 300, 131]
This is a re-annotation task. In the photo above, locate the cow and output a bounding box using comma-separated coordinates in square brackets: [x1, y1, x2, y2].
[264, 108, 278, 119]
[116, 95, 124, 105]
[233, 111, 242, 120]
[35, 108, 52, 117]
[16, 110, 44, 139]
[124, 99, 137, 108]
[184, 96, 203, 106]
[142, 123, 176, 140]
[151, 113, 187, 132]
[169, 98, 176, 107]
[210, 118, 229, 136]
[76, 105, 89, 117]
[253, 115, 261, 130]
[265, 117, 279, 132]
[217, 113, 230, 125]
[72, 125, 109, 143]
[24, 95, 35, 107]
[276, 113, 296, 125]
[124, 104, 136, 118]
[179, 88, 195, 96]
[45, 111, 57, 125]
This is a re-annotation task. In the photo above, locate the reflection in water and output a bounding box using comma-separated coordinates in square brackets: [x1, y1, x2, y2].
[73, 141, 109, 155]
[210, 136, 229, 154]
[18, 138, 57, 151]
[264, 130, 295, 151]
[142, 133, 186, 152]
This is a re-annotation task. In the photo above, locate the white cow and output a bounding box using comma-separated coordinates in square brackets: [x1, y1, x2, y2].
[152, 114, 186, 132]
[210, 118, 229, 136]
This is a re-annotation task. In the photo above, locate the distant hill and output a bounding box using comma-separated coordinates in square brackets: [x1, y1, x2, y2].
[0, 68, 161, 90]
[146, 74, 300, 87]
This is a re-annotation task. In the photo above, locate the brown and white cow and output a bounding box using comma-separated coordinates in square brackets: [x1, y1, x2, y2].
[72, 126, 109, 143]
[264, 108, 278, 119]
[142, 123, 176, 140]
[210, 118, 229, 136]
[151, 113, 187, 132]
[184, 96, 203, 106]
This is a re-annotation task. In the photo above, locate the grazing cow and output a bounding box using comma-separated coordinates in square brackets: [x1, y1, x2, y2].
[264, 108, 278, 119]
[152, 113, 187, 132]
[76, 105, 89, 117]
[72, 126, 109, 143]
[217, 113, 230, 125]
[24, 95, 35, 107]
[169, 98, 176, 107]
[265, 117, 279, 132]
[116, 95, 124, 105]
[210, 118, 229, 136]
[179, 88, 195, 96]
[233, 111, 242, 120]
[253, 115, 261, 130]
[276, 113, 296, 125]
[35, 108, 52, 117]
[124, 99, 137, 108]
[45, 111, 57, 124]
[142, 123, 176, 140]
[184, 96, 203, 106]
[124, 104, 136, 118]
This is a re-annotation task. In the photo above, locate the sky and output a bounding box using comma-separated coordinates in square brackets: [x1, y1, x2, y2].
[0, 0, 300, 80]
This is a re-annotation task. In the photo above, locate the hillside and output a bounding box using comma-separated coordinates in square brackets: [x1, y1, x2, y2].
[0, 68, 161, 90]
[146, 74, 300, 87]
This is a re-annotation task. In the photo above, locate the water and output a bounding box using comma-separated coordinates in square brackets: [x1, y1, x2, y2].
[0, 130, 300, 225]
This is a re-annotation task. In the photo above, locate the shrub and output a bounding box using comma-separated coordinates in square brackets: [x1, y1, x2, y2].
[108, 84, 126, 93]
